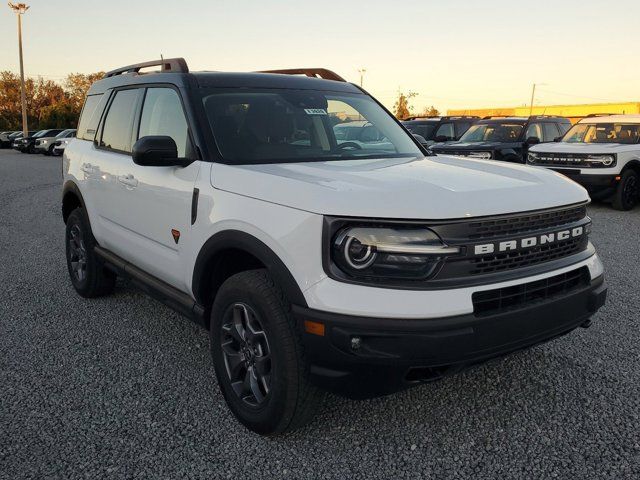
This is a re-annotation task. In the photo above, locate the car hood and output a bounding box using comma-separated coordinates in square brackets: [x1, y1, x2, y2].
[210, 155, 588, 219]
[530, 142, 638, 154]
[432, 141, 519, 151]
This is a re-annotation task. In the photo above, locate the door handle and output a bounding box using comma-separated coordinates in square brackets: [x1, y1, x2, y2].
[118, 174, 138, 188]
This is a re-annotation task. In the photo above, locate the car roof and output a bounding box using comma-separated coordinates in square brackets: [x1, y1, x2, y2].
[578, 114, 640, 124]
[88, 70, 362, 96]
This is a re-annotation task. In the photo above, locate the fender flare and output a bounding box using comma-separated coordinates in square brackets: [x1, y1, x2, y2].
[61, 180, 88, 223]
[192, 230, 308, 308]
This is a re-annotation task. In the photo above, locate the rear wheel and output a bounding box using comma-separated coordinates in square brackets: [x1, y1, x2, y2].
[65, 208, 116, 297]
[612, 170, 639, 211]
[210, 269, 323, 435]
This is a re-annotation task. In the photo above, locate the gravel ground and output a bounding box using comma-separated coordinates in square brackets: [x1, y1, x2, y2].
[0, 148, 638, 479]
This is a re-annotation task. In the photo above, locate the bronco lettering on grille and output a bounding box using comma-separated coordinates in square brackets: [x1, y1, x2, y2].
[473, 226, 584, 255]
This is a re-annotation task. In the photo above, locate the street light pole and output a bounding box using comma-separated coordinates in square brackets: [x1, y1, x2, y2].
[357, 68, 366, 88]
[8, 2, 30, 137]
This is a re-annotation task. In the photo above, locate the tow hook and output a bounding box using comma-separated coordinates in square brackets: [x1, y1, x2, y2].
[580, 319, 592, 329]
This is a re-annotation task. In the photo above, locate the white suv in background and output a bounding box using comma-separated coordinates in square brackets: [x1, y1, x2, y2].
[528, 114, 640, 210]
[62, 58, 607, 435]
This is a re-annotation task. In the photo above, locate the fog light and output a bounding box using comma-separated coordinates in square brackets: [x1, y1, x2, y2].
[351, 336, 362, 350]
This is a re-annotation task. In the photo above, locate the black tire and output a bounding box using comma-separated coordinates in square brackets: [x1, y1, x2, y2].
[65, 208, 116, 298]
[210, 269, 323, 435]
[612, 169, 639, 211]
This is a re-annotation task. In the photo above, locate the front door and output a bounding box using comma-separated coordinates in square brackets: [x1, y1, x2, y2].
[113, 86, 200, 291]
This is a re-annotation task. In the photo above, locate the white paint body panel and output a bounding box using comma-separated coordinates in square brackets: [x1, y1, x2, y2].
[210, 156, 589, 219]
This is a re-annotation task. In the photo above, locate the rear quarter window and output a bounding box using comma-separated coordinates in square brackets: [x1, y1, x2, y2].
[77, 94, 105, 141]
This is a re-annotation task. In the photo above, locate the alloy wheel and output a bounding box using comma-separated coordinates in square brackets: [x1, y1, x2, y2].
[68, 224, 87, 282]
[623, 175, 638, 207]
[220, 303, 272, 407]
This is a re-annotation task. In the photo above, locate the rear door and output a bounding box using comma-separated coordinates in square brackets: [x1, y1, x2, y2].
[113, 86, 201, 290]
[89, 87, 143, 251]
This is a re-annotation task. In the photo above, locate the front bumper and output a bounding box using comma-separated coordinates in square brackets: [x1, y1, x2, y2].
[295, 274, 606, 399]
[550, 169, 618, 196]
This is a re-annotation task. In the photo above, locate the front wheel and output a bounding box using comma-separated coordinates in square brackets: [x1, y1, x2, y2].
[65, 208, 116, 297]
[210, 269, 323, 435]
[612, 170, 639, 211]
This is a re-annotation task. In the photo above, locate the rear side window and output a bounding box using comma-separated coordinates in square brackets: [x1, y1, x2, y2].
[435, 123, 454, 139]
[557, 122, 571, 135]
[455, 122, 472, 138]
[138, 87, 192, 158]
[77, 94, 103, 140]
[100, 89, 140, 153]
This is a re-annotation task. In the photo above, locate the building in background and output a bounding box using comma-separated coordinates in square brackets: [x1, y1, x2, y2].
[448, 102, 640, 123]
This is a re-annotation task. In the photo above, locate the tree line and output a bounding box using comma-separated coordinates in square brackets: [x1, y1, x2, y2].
[393, 90, 440, 119]
[0, 71, 103, 131]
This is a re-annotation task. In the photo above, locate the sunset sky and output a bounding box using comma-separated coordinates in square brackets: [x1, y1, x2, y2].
[1, 0, 638, 113]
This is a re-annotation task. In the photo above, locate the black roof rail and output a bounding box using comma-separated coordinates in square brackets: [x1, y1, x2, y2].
[584, 113, 616, 118]
[103, 58, 189, 79]
[481, 115, 518, 120]
[528, 115, 567, 120]
[256, 68, 346, 82]
[403, 115, 479, 121]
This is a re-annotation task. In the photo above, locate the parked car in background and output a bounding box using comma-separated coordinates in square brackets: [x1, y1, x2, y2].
[35, 129, 76, 155]
[0, 131, 19, 148]
[52, 129, 77, 156]
[402, 116, 478, 146]
[431, 116, 572, 163]
[528, 114, 640, 210]
[16, 129, 64, 153]
[332, 120, 393, 150]
[11, 131, 37, 149]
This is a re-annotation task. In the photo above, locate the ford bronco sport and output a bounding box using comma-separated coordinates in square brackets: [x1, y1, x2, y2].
[62, 58, 607, 435]
[431, 115, 571, 163]
[401, 116, 478, 146]
[528, 114, 640, 210]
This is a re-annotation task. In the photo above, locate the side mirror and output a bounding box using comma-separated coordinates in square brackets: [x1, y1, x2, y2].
[525, 136, 540, 145]
[434, 135, 453, 143]
[132, 136, 188, 167]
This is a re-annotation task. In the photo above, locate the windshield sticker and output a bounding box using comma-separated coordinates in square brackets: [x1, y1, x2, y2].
[304, 108, 327, 115]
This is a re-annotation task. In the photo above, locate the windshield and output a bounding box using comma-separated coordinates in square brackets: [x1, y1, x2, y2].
[459, 122, 524, 142]
[201, 89, 422, 164]
[402, 122, 437, 140]
[563, 123, 640, 144]
[33, 130, 49, 138]
[56, 129, 73, 138]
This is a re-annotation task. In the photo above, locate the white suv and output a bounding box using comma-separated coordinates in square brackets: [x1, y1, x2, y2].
[62, 58, 607, 435]
[528, 114, 640, 210]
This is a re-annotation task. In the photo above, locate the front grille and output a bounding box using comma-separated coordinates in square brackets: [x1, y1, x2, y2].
[466, 205, 587, 240]
[469, 236, 585, 275]
[472, 267, 589, 316]
[529, 153, 605, 168]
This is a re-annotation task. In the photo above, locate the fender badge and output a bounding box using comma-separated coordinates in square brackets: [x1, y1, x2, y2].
[171, 229, 180, 244]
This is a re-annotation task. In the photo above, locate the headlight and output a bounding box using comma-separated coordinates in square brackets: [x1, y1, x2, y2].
[584, 154, 616, 167]
[331, 226, 460, 281]
[63, 140, 69, 144]
[467, 151, 492, 160]
[527, 152, 538, 163]
[42, 140, 48, 144]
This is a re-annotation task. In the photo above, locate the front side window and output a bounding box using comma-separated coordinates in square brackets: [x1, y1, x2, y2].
[562, 123, 640, 144]
[100, 89, 140, 152]
[543, 123, 560, 142]
[201, 89, 422, 164]
[524, 123, 543, 140]
[138, 88, 192, 158]
[459, 122, 524, 142]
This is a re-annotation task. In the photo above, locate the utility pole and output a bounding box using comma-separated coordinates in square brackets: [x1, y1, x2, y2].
[358, 68, 366, 88]
[8, 2, 30, 137]
[529, 83, 547, 116]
